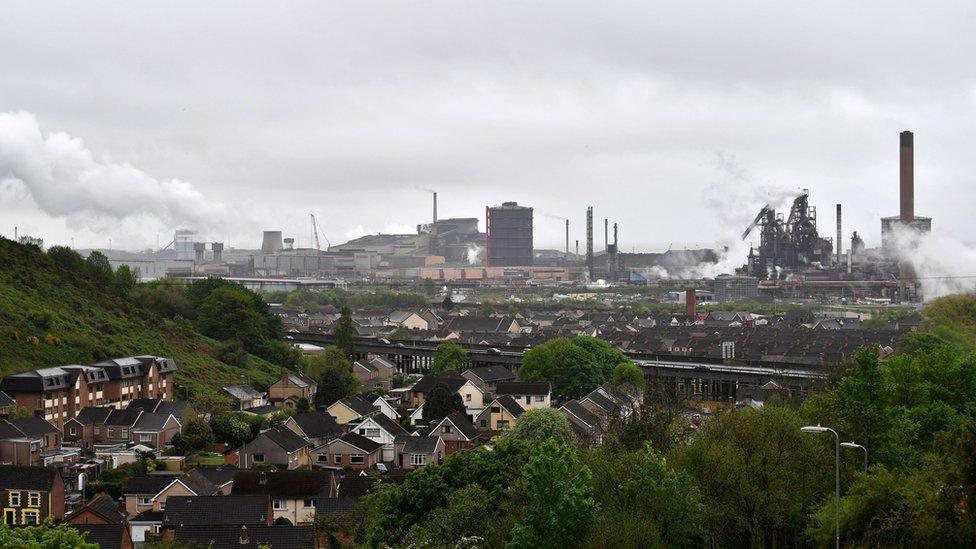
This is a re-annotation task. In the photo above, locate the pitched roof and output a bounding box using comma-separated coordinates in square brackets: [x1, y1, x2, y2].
[232, 470, 335, 499]
[362, 413, 409, 437]
[79, 493, 125, 524]
[496, 381, 550, 396]
[463, 366, 516, 383]
[73, 406, 114, 425]
[401, 435, 441, 455]
[426, 411, 478, 441]
[123, 476, 174, 496]
[7, 416, 59, 436]
[163, 495, 271, 527]
[410, 371, 467, 394]
[132, 413, 176, 432]
[330, 432, 383, 454]
[154, 400, 190, 416]
[191, 466, 238, 487]
[69, 524, 128, 549]
[0, 391, 14, 408]
[129, 510, 165, 523]
[0, 465, 59, 491]
[172, 525, 316, 549]
[494, 395, 525, 418]
[283, 372, 316, 389]
[222, 385, 263, 402]
[331, 395, 376, 417]
[104, 407, 143, 426]
[560, 400, 601, 429]
[261, 425, 309, 453]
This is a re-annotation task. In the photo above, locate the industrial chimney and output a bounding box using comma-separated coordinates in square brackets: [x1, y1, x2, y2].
[586, 207, 594, 281]
[433, 192, 438, 224]
[193, 242, 206, 264]
[685, 287, 697, 319]
[900, 130, 914, 225]
[604, 218, 608, 252]
[565, 219, 570, 264]
[211, 242, 224, 263]
[835, 204, 842, 266]
[261, 231, 283, 254]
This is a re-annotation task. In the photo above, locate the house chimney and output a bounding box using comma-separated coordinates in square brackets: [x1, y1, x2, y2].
[900, 130, 914, 225]
[239, 525, 249, 545]
[685, 288, 697, 318]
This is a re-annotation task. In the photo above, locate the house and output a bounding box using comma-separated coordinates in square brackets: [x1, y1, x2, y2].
[350, 414, 408, 462]
[129, 509, 165, 545]
[312, 432, 383, 470]
[496, 381, 551, 410]
[352, 356, 396, 391]
[63, 407, 113, 450]
[423, 411, 479, 454]
[267, 372, 317, 409]
[386, 311, 430, 330]
[66, 493, 125, 525]
[282, 412, 343, 447]
[0, 465, 65, 525]
[131, 413, 182, 449]
[103, 407, 146, 445]
[394, 436, 445, 470]
[476, 395, 525, 431]
[69, 524, 133, 549]
[222, 385, 265, 411]
[239, 425, 310, 470]
[560, 400, 604, 445]
[232, 469, 337, 525]
[0, 392, 16, 418]
[407, 371, 485, 415]
[162, 495, 273, 529]
[126, 398, 191, 418]
[462, 366, 516, 401]
[122, 476, 199, 516]
[442, 316, 522, 336]
[0, 356, 176, 427]
[580, 384, 642, 421]
[164, 525, 316, 549]
[0, 418, 62, 466]
[371, 396, 401, 421]
[188, 466, 238, 495]
[326, 395, 379, 425]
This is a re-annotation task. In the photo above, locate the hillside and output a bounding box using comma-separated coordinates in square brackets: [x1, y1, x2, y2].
[0, 238, 280, 397]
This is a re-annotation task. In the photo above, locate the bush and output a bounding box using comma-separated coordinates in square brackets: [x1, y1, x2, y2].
[26, 310, 53, 330]
[216, 340, 249, 368]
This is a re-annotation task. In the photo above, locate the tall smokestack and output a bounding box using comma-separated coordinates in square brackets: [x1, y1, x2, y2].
[484, 205, 490, 267]
[586, 207, 594, 281]
[575, 239, 579, 256]
[565, 219, 570, 263]
[836, 204, 842, 266]
[193, 242, 206, 264]
[212, 242, 224, 263]
[685, 287, 696, 319]
[900, 130, 914, 225]
[433, 192, 438, 224]
[604, 218, 608, 252]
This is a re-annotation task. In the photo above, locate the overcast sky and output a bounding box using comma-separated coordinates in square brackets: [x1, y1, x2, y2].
[1, 1, 974, 253]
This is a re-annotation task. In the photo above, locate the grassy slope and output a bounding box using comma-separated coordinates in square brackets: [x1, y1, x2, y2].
[0, 238, 280, 397]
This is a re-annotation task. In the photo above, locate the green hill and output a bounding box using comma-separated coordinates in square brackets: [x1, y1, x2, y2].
[0, 238, 281, 397]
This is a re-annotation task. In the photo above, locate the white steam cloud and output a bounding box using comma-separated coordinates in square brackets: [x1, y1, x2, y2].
[0, 111, 235, 247]
[466, 244, 482, 265]
[891, 225, 976, 301]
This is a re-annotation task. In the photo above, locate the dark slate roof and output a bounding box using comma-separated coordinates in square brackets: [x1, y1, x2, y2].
[494, 395, 525, 418]
[172, 525, 316, 549]
[496, 381, 550, 396]
[132, 413, 175, 432]
[561, 400, 601, 429]
[0, 422, 25, 440]
[223, 385, 262, 402]
[291, 412, 342, 440]
[0, 465, 59, 491]
[70, 524, 127, 549]
[8, 417, 59, 436]
[82, 493, 125, 524]
[192, 466, 238, 487]
[401, 436, 441, 455]
[411, 371, 467, 394]
[129, 510, 165, 523]
[333, 395, 377, 417]
[583, 391, 618, 413]
[262, 425, 308, 453]
[105, 408, 143, 426]
[154, 401, 190, 417]
[163, 495, 271, 527]
[337, 475, 374, 499]
[285, 372, 316, 389]
[464, 366, 515, 383]
[232, 470, 335, 499]
[126, 399, 163, 413]
[123, 476, 174, 495]
[247, 404, 277, 415]
[366, 413, 409, 437]
[73, 406, 114, 425]
[333, 432, 383, 454]
[427, 411, 478, 441]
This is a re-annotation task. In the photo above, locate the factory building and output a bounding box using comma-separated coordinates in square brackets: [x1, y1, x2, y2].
[486, 202, 534, 267]
[714, 274, 760, 303]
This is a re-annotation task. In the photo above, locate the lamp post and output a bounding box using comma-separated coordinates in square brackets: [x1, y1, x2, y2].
[802, 425, 840, 549]
[841, 442, 868, 473]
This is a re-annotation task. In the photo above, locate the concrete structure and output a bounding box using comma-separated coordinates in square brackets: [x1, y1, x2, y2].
[486, 202, 533, 267]
[713, 274, 760, 303]
[261, 231, 284, 254]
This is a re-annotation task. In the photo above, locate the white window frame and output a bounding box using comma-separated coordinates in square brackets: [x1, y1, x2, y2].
[350, 454, 364, 464]
[138, 497, 152, 506]
[410, 454, 426, 466]
[253, 453, 265, 463]
[273, 499, 286, 510]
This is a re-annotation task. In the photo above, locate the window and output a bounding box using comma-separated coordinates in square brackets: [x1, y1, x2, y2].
[490, 406, 500, 413]
[94, 426, 101, 435]
[334, 454, 342, 464]
[3, 509, 14, 525]
[480, 419, 488, 428]
[360, 428, 380, 438]
[465, 393, 471, 402]
[140, 434, 151, 442]
[69, 427, 77, 436]
[9, 491, 20, 506]
[121, 428, 128, 438]
[30, 443, 38, 452]
[535, 395, 545, 402]
[27, 492, 40, 508]
[317, 454, 329, 462]
[442, 425, 452, 434]
[273, 499, 286, 510]
[410, 454, 426, 466]
[350, 454, 364, 464]
[498, 420, 509, 429]
[138, 497, 152, 506]
[22, 510, 39, 525]
[303, 498, 315, 507]
[253, 454, 265, 463]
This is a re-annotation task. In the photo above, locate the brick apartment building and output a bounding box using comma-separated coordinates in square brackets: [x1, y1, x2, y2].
[0, 356, 177, 427]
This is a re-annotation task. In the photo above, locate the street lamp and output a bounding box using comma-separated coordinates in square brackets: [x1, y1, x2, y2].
[840, 442, 868, 473]
[802, 425, 840, 549]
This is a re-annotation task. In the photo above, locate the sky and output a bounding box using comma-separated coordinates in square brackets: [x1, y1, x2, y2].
[1, 1, 975, 254]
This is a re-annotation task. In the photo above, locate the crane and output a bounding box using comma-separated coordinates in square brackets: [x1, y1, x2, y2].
[310, 214, 331, 250]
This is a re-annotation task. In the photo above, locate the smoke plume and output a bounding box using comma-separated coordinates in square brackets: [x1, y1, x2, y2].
[891, 225, 976, 301]
[0, 111, 233, 246]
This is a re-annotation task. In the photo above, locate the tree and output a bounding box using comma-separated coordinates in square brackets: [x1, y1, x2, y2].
[0, 520, 98, 548]
[84, 250, 113, 285]
[312, 347, 362, 409]
[113, 264, 136, 294]
[899, 331, 950, 355]
[502, 408, 576, 446]
[402, 485, 492, 547]
[47, 245, 86, 273]
[518, 336, 627, 401]
[423, 383, 465, 424]
[196, 286, 269, 348]
[209, 412, 253, 447]
[172, 417, 214, 454]
[508, 439, 596, 549]
[431, 342, 468, 373]
[333, 306, 356, 359]
[611, 362, 645, 390]
[296, 397, 311, 413]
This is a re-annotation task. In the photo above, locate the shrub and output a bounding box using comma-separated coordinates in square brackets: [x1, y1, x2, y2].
[26, 335, 40, 346]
